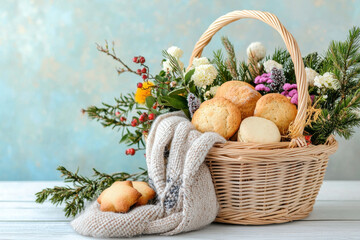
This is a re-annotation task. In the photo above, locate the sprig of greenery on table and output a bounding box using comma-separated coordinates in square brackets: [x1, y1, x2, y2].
[35, 166, 148, 218]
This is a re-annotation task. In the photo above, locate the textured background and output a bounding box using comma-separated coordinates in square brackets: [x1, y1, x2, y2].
[1, 0, 360, 180]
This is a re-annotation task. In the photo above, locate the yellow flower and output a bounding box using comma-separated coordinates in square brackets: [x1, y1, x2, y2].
[134, 81, 154, 104]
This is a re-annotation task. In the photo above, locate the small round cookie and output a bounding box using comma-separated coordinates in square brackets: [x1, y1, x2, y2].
[191, 97, 241, 139]
[254, 93, 297, 135]
[238, 117, 281, 143]
[215, 81, 261, 119]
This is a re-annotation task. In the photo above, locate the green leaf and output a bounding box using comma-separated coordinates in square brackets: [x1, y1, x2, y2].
[161, 95, 188, 109]
[155, 75, 166, 82]
[168, 87, 187, 96]
[188, 81, 197, 94]
[145, 96, 156, 109]
[184, 69, 195, 85]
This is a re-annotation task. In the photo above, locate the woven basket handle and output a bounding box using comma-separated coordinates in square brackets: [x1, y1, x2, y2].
[187, 10, 308, 145]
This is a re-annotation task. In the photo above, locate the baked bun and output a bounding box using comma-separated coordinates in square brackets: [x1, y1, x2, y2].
[238, 116, 281, 143]
[215, 81, 261, 119]
[254, 93, 297, 135]
[191, 97, 241, 139]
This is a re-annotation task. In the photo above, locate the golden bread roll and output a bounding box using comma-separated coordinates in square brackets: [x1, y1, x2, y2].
[254, 93, 297, 135]
[191, 97, 242, 139]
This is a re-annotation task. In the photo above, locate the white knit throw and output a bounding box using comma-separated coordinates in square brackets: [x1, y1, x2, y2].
[71, 111, 225, 237]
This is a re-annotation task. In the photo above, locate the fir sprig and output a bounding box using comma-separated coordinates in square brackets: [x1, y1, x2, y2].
[35, 166, 148, 218]
[212, 49, 233, 84]
[306, 27, 360, 144]
[83, 93, 148, 149]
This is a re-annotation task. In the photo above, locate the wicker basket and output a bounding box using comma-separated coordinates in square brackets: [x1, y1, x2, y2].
[187, 10, 338, 225]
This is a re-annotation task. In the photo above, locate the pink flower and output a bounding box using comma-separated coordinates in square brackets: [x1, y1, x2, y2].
[288, 89, 297, 97]
[281, 91, 289, 96]
[291, 93, 298, 105]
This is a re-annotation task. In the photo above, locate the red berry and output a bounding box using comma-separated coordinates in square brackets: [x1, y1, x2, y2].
[133, 57, 139, 63]
[139, 56, 145, 64]
[142, 75, 148, 80]
[120, 116, 126, 122]
[115, 111, 120, 116]
[139, 113, 148, 122]
[126, 148, 135, 156]
[136, 69, 142, 75]
[131, 119, 138, 127]
[137, 82, 143, 88]
[142, 130, 148, 135]
[152, 105, 157, 109]
[148, 113, 155, 120]
[141, 67, 147, 73]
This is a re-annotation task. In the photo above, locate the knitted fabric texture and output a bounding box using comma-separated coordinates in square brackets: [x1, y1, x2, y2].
[71, 111, 226, 237]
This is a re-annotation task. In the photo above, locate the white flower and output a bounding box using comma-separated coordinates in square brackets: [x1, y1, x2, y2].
[209, 86, 219, 96]
[162, 59, 184, 72]
[191, 64, 218, 87]
[305, 67, 319, 86]
[204, 86, 219, 100]
[247, 42, 266, 61]
[167, 46, 183, 58]
[314, 72, 339, 90]
[192, 57, 210, 68]
[263, 60, 283, 73]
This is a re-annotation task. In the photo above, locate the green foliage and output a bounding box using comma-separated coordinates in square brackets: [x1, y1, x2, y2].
[84, 93, 148, 149]
[35, 166, 148, 218]
[266, 48, 295, 83]
[212, 49, 233, 84]
[306, 26, 360, 144]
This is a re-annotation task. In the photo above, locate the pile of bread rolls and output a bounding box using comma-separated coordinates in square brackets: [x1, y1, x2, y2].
[191, 81, 297, 143]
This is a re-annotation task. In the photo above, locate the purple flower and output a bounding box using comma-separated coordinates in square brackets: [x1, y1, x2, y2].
[283, 83, 292, 91]
[310, 95, 315, 102]
[281, 91, 289, 96]
[288, 89, 297, 98]
[291, 93, 298, 105]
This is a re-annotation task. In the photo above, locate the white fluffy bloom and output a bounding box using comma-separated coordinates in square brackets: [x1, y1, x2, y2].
[192, 57, 210, 68]
[305, 67, 319, 86]
[192, 64, 218, 87]
[263, 60, 283, 73]
[209, 86, 219, 96]
[246, 42, 266, 61]
[167, 46, 183, 58]
[162, 59, 184, 72]
[314, 72, 339, 90]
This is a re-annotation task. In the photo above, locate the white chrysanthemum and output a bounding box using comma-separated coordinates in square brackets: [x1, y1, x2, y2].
[305, 67, 319, 86]
[192, 64, 218, 87]
[314, 72, 339, 90]
[263, 60, 283, 73]
[247, 42, 266, 61]
[162, 59, 184, 72]
[192, 57, 210, 68]
[167, 46, 183, 58]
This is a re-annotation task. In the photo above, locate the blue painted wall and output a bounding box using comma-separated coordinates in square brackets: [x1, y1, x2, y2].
[1, 0, 360, 180]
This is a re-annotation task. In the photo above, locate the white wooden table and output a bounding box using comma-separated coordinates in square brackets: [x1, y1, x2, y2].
[0, 181, 359, 240]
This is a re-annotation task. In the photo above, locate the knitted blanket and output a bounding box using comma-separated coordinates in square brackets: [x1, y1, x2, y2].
[71, 111, 225, 237]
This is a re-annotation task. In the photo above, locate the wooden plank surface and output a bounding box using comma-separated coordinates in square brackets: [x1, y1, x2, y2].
[1, 221, 360, 240]
[0, 181, 359, 240]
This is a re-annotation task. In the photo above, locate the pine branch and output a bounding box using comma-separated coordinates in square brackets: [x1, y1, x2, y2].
[162, 50, 184, 79]
[212, 50, 232, 84]
[35, 166, 148, 217]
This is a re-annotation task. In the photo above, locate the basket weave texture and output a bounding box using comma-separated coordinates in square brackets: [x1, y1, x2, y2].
[188, 10, 338, 225]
